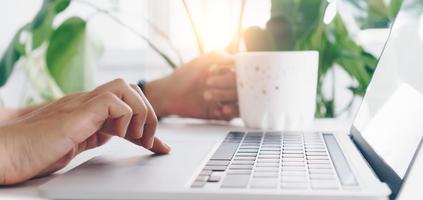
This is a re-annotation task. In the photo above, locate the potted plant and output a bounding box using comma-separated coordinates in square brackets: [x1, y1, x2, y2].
[230, 0, 402, 118]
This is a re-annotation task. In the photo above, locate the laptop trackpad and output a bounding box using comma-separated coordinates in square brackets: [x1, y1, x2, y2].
[40, 138, 217, 195]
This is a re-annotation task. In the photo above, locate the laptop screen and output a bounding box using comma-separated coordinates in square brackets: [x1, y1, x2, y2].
[352, 0, 423, 184]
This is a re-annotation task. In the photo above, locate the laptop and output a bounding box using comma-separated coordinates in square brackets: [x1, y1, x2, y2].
[40, 0, 423, 199]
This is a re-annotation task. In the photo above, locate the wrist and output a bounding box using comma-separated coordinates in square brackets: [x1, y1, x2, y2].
[143, 77, 172, 117]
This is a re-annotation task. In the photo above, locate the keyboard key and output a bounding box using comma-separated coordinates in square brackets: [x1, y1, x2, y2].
[211, 143, 240, 161]
[246, 132, 263, 137]
[308, 164, 332, 169]
[282, 158, 305, 162]
[262, 145, 282, 149]
[229, 165, 253, 170]
[259, 152, 280, 155]
[306, 152, 328, 156]
[231, 161, 255, 165]
[281, 171, 307, 176]
[195, 176, 209, 182]
[281, 182, 308, 189]
[191, 181, 206, 188]
[227, 170, 252, 175]
[282, 162, 305, 167]
[256, 163, 279, 168]
[204, 165, 227, 171]
[282, 166, 306, 172]
[262, 147, 282, 150]
[227, 131, 245, 138]
[207, 160, 230, 166]
[306, 149, 326, 152]
[208, 175, 222, 182]
[282, 154, 304, 158]
[258, 155, 280, 159]
[307, 160, 330, 164]
[251, 178, 278, 188]
[283, 147, 303, 150]
[309, 174, 336, 180]
[255, 168, 279, 173]
[199, 170, 212, 176]
[306, 156, 329, 160]
[253, 172, 279, 178]
[282, 150, 304, 154]
[238, 149, 259, 153]
[311, 180, 339, 190]
[308, 169, 334, 174]
[221, 174, 251, 188]
[283, 144, 303, 147]
[281, 176, 308, 183]
[236, 152, 258, 156]
[305, 147, 325, 150]
[234, 157, 256, 161]
[257, 159, 279, 163]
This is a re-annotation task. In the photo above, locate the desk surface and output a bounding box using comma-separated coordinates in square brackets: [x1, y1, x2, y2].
[0, 118, 352, 200]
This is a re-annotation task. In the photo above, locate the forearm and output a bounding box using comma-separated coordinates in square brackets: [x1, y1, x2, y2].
[0, 129, 7, 185]
[0, 127, 17, 185]
[0, 108, 20, 122]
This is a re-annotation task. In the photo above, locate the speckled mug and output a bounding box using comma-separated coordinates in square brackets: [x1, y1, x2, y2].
[236, 51, 319, 130]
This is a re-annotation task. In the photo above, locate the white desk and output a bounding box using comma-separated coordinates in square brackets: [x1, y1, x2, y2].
[0, 118, 351, 200]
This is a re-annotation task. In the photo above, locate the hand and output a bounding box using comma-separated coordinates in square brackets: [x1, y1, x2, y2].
[0, 79, 170, 185]
[145, 52, 239, 120]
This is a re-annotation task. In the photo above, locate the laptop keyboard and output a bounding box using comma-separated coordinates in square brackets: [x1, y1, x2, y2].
[191, 131, 358, 190]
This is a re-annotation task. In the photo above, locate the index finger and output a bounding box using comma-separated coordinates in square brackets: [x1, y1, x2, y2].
[128, 84, 158, 149]
[127, 136, 171, 154]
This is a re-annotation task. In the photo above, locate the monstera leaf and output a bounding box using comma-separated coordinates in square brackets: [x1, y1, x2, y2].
[343, 0, 403, 28]
[32, 0, 71, 49]
[0, 0, 70, 87]
[46, 17, 103, 94]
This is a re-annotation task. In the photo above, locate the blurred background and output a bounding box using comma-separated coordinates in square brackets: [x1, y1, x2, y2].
[0, 0, 399, 120]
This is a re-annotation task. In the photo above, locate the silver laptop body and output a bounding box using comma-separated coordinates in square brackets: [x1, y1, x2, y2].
[40, 0, 423, 199]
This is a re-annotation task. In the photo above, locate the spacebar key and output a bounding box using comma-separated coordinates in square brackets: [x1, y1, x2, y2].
[211, 143, 240, 160]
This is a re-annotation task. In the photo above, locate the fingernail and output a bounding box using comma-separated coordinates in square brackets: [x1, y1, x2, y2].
[164, 142, 171, 150]
[203, 92, 213, 100]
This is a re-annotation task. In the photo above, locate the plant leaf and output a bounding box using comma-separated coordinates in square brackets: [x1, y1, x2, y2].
[46, 17, 103, 94]
[32, 0, 71, 49]
[0, 26, 28, 87]
[244, 27, 275, 51]
[0, 0, 71, 87]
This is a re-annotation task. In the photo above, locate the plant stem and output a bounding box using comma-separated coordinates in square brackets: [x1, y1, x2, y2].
[143, 17, 184, 65]
[182, 0, 205, 54]
[234, 0, 247, 52]
[75, 0, 178, 69]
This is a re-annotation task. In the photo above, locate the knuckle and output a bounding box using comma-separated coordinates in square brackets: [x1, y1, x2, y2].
[126, 107, 134, 115]
[112, 78, 127, 86]
[100, 92, 117, 101]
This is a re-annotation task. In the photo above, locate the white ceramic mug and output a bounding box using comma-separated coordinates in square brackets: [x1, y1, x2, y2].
[235, 51, 319, 130]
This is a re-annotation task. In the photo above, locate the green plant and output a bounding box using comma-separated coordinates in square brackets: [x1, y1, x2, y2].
[241, 0, 402, 117]
[0, 0, 180, 102]
[0, 0, 98, 95]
